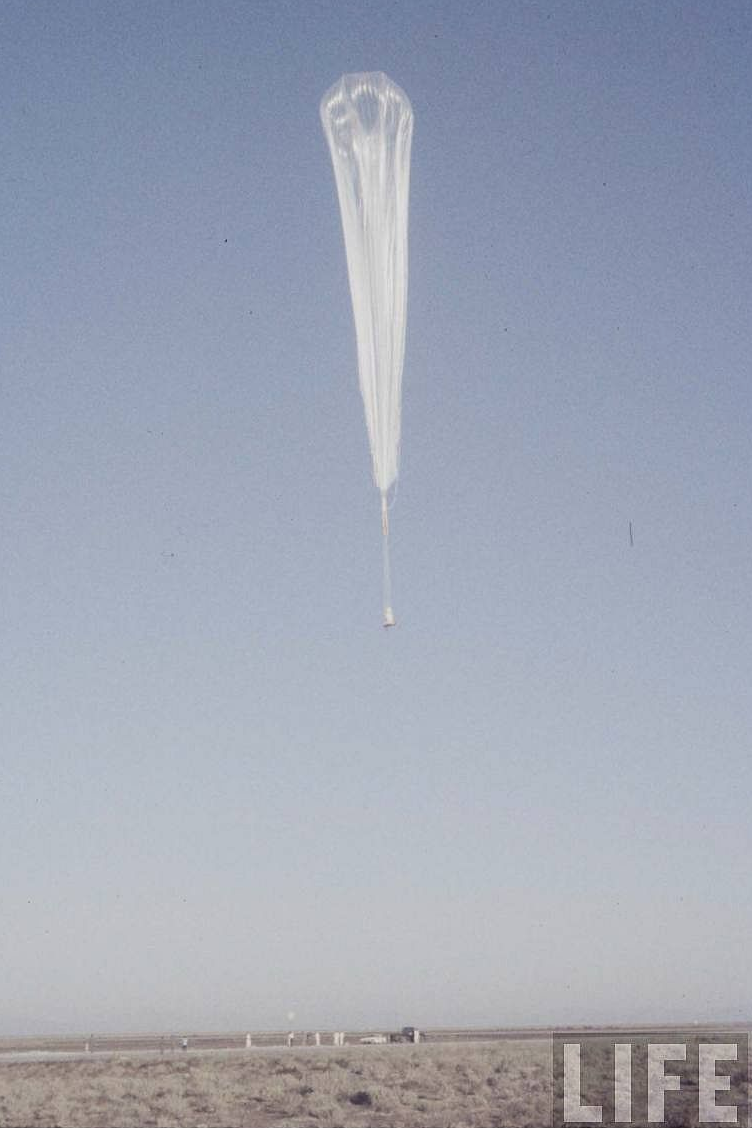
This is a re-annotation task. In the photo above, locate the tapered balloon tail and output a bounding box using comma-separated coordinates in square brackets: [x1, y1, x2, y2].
[382, 494, 395, 627]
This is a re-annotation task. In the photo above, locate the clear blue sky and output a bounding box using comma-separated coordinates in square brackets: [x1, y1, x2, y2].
[2, 0, 750, 1036]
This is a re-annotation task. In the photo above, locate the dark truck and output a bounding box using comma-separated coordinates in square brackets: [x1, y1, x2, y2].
[389, 1026, 420, 1044]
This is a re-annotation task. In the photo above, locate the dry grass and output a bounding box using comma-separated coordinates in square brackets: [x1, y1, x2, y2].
[0, 1040, 551, 1127]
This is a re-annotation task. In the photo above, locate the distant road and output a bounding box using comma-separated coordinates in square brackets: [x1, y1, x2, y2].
[1, 1022, 748, 1060]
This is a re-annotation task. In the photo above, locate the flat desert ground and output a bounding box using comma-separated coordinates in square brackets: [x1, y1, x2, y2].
[0, 1040, 551, 1128]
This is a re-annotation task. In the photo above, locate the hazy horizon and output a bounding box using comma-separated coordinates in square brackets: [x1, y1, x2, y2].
[2, 0, 751, 1037]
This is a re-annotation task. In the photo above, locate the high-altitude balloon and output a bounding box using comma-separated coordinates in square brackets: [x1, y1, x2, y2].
[320, 72, 413, 627]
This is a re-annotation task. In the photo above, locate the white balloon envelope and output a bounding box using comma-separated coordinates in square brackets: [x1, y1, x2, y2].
[320, 72, 413, 627]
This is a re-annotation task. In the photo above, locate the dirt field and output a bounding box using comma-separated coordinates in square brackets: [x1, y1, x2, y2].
[0, 1040, 551, 1128]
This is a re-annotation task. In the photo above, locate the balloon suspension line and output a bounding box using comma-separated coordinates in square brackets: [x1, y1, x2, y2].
[381, 493, 395, 628]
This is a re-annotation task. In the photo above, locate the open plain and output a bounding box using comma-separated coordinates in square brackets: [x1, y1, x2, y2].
[0, 1039, 550, 1128]
[2, 1027, 748, 1127]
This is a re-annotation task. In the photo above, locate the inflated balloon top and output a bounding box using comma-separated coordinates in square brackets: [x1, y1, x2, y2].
[320, 73, 413, 627]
